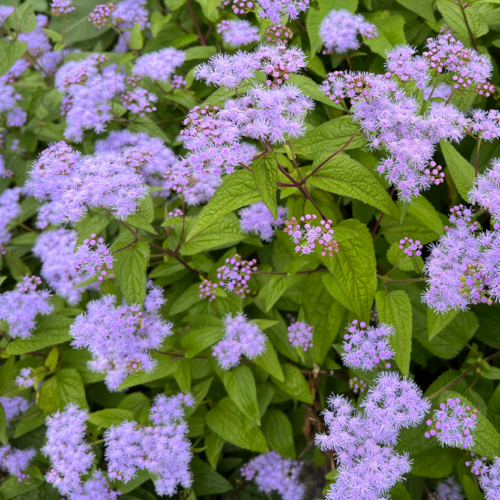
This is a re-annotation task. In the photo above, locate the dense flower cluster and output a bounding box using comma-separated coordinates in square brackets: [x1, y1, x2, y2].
[466, 110, 500, 141]
[88, 3, 117, 29]
[133, 48, 185, 83]
[240, 202, 287, 241]
[121, 87, 158, 116]
[470, 158, 500, 219]
[320, 9, 377, 54]
[349, 377, 367, 394]
[342, 320, 395, 371]
[425, 397, 478, 448]
[73, 234, 114, 283]
[16, 368, 37, 389]
[218, 20, 260, 47]
[42, 405, 94, 494]
[70, 287, 172, 390]
[0, 396, 30, 421]
[105, 393, 194, 496]
[51, 0, 75, 16]
[424, 82, 453, 101]
[0, 276, 53, 339]
[429, 476, 464, 500]
[0, 445, 35, 481]
[399, 237, 423, 257]
[199, 279, 218, 301]
[316, 373, 430, 499]
[68, 471, 120, 500]
[479, 457, 500, 500]
[257, 0, 310, 22]
[217, 254, 257, 298]
[0, 187, 21, 254]
[287, 321, 313, 351]
[283, 214, 338, 256]
[265, 23, 293, 45]
[213, 313, 267, 368]
[0, 81, 26, 127]
[241, 452, 305, 500]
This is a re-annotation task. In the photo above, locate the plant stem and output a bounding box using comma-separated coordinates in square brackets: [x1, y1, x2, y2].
[475, 138, 481, 178]
[372, 186, 396, 237]
[186, 0, 206, 46]
[459, 0, 478, 51]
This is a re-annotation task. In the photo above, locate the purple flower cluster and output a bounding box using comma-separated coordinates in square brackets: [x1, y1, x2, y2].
[240, 202, 288, 241]
[320, 9, 377, 54]
[425, 397, 478, 448]
[0, 445, 35, 481]
[287, 321, 313, 351]
[349, 377, 367, 394]
[0, 81, 27, 127]
[70, 287, 172, 390]
[183, 175, 221, 205]
[316, 373, 430, 499]
[199, 279, 218, 301]
[113, 0, 149, 52]
[73, 234, 114, 283]
[218, 20, 260, 47]
[0, 276, 53, 339]
[133, 48, 186, 83]
[51, 0, 75, 16]
[470, 159, 500, 220]
[399, 237, 423, 257]
[213, 313, 267, 369]
[424, 82, 453, 101]
[384, 45, 430, 89]
[465, 110, 500, 141]
[283, 214, 338, 256]
[68, 470, 120, 500]
[19, 15, 51, 58]
[257, 0, 310, 23]
[0, 187, 21, 254]
[42, 405, 94, 494]
[16, 368, 37, 389]
[105, 393, 194, 496]
[121, 87, 158, 116]
[241, 452, 305, 500]
[172, 75, 187, 88]
[26, 141, 149, 226]
[265, 23, 293, 45]
[479, 457, 500, 500]
[342, 320, 395, 371]
[88, 3, 117, 29]
[217, 254, 257, 299]
[429, 476, 464, 500]
[0, 396, 30, 421]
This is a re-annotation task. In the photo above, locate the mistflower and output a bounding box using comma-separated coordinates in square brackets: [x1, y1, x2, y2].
[73, 234, 114, 283]
[254, 44, 307, 87]
[68, 470, 120, 500]
[239, 202, 287, 241]
[0, 187, 21, 254]
[113, 0, 149, 51]
[465, 110, 500, 141]
[51, 0, 75, 15]
[183, 174, 221, 205]
[466, 452, 489, 476]
[320, 9, 377, 54]
[287, 321, 313, 351]
[0, 59, 29, 85]
[121, 87, 158, 116]
[42, 405, 95, 494]
[15, 368, 36, 389]
[70, 288, 172, 390]
[165, 207, 183, 228]
[133, 48, 186, 83]
[342, 320, 395, 371]
[425, 397, 478, 448]
[265, 23, 293, 45]
[470, 159, 500, 221]
[37, 50, 64, 76]
[399, 237, 423, 257]
[0, 276, 53, 339]
[257, 0, 310, 23]
[0, 396, 30, 421]
[241, 452, 305, 500]
[0, 445, 35, 481]
[430, 476, 464, 500]
[105, 393, 194, 497]
[424, 82, 453, 101]
[0, 82, 26, 127]
[349, 377, 367, 394]
[217, 254, 257, 298]
[283, 214, 338, 256]
[226, 0, 253, 15]
[479, 457, 500, 500]
[172, 75, 187, 88]
[199, 279, 217, 301]
[217, 20, 260, 47]
[213, 313, 267, 369]
[18, 15, 51, 58]
[384, 45, 430, 89]
[88, 3, 117, 29]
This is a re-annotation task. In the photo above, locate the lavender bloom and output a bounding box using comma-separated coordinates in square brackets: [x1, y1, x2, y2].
[430, 476, 464, 500]
[51, 0, 75, 15]
[0, 396, 30, 421]
[257, 0, 310, 23]
[171, 75, 186, 88]
[18, 15, 51, 58]
[213, 313, 267, 369]
[0, 59, 29, 85]
[469, 159, 500, 220]
[218, 20, 260, 47]
[283, 214, 338, 256]
[320, 9, 377, 54]
[199, 279, 217, 301]
[424, 82, 453, 101]
[15, 368, 36, 389]
[70, 287, 172, 390]
[241, 452, 305, 500]
[425, 397, 478, 448]
[384, 45, 430, 89]
[349, 377, 367, 394]
[88, 3, 117, 29]
[466, 110, 500, 141]
[68, 470, 119, 500]
[240, 202, 287, 241]
[287, 321, 313, 351]
[121, 87, 158, 116]
[0, 82, 26, 127]
[0, 445, 35, 481]
[73, 234, 114, 283]
[479, 457, 500, 500]
[133, 48, 186, 83]
[217, 254, 257, 299]
[105, 393, 194, 496]
[37, 50, 64, 76]
[399, 237, 423, 257]
[183, 174, 221, 205]
[113, 0, 149, 30]
[264, 23, 294, 45]
[42, 405, 94, 494]
[0, 276, 53, 339]
[0, 187, 21, 254]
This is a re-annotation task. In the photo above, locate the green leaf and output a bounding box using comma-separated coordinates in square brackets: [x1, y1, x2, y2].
[205, 431, 225, 469]
[386, 242, 424, 273]
[436, 0, 488, 38]
[0, 466, 43, 499]
[375, 290, 413, 376]
[118, 352, 178, 390]
[290, 117, 365, 158]
[288, 74, 343, 108]
[462, 474, 485, 500]
[322, 219, 377, 322]
[265, 274, 303, 312]
[440, 140, 475, 201]
[262, 409, 296, 458]
[191, 456, 233, 495]
[271, 364, 313, 404]
[364, 11, 407, 58]
[411, 446, 458, 478]
[14, 406, 45, 438]
[118, 393, 152, 423]
[206, 398, 268, 452]
[389, 483, 413, 500]
[129, 22, 144, 50]
[38, 369, 88, 414]
[185, 377, 214, 418]
[74, 211, 112, 246]
[184, 46, 217, 60]
[6, 3, 37, 33]
[113, 240, 150, 306]
[253, 154, 278, 219]
[126, 195, 157, 234]
[253, 340, 285, 381]
[88, 409, 135, 429]
[306, 0, 358, 53]
[223, 365, 261, 425]
[165, 0, 187, 10]
[150, 13, 172, 37]
[407, 196, 444, 235]
[302, 273, 346, 364]
[6, 316, 73, 355]
[43, 28, 63, 42]
[0, 357, 18, 395]
[170, 283, 204, 315]
[308, 152, 400, 220]
[0, 40, 27, 78]
[181, 326, 224, 357]
[174, 358, 192, 393]
[428, 309, 460, 340]
[395, 0, 435, 22]
[0, 404, 7, 445]
[187, 170, 261, 240]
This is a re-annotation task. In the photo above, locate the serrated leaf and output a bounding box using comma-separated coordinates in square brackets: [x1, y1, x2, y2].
[181, 327, 225, 358]
[129, 22, 144, 50]
[376, 290, 412, 376]
[440, 140, 475, 201]
[253, 154, 278, 219]
[262, 409, 295, 458]
[271, 364, 313, 404]
[205, 431, 225, 469]
[308, 152, 400, 220]
[428, 309, 460, 340]
[253, 340, 284, 381]
[14, 406, 45, 438]
[288, 74, 343, 108]
[184, 46, 217, 60]
[191, 456, 233, 495]
[223, 365, 261, 425]
[88, 409, 135, 429]
[38, 369, 88, 414]
[0, 466, 43, 499]
[6, 3, 37, 33]
[396, 0, 435, 22]
[364, 11, 407, 58]
[437, 0, 488, 38]
[407, 196, 444, 235]
[0, 40, 27, 78]
[411, 446, 458, 478]
[174, 358, 192, 393]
